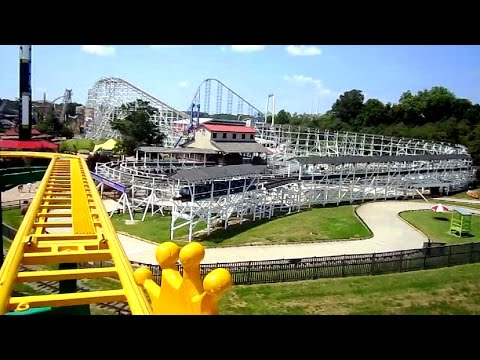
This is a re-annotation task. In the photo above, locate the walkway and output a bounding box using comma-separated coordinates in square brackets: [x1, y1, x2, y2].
[117, 200, 480, 265]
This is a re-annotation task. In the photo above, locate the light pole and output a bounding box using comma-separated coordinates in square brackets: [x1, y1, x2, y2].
[266, 94, 275, 125]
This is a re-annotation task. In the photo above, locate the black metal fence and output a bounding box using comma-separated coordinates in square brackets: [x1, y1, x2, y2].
[2, 223, 17, 240]
[131, 242, 480, 286]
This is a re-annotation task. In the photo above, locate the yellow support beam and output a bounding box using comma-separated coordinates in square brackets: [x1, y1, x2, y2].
[17, 267, 118, 282]
[9, 289, 126, 311]
[23, 250, 112, 265]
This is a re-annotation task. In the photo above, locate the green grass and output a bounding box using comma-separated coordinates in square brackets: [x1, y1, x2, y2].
[400, 210, 480, 244]
[112, 205, 372, 247]
[60, 139, 106, 152]
[2, 208, 23, 229]
[220, 263, 480, 314]
[449, 188, 480, 199]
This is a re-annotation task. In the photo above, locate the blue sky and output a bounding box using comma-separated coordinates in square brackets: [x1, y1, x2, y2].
[1, 45, 479, 114]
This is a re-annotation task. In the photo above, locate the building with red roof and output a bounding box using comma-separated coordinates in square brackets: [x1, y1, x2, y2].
[183, 120, 267, 154]
[0, 139, 59, 151]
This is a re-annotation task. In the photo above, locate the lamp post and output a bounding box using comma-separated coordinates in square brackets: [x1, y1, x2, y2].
[266, 94, 275, 125]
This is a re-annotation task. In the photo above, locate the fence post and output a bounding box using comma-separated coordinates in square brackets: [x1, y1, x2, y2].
[423, 247, 428, 270]
[247, 261, 252, 285]
[341, 256, 345, 277]
[370, 253, 376, 275]
[447, 245, 452, 267]
[399, 251, 404, 272]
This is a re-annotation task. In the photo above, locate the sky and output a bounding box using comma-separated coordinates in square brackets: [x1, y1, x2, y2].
[0, 45, 479, 115]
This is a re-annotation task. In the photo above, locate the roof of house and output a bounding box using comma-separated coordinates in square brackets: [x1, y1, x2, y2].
[201, 123, 256, 134]
[136, 146, 218, 154]
[170, 164, 267, 182]
[4, 128, 42, 136]
[211, 141, 269, 154]
[0, 139, 59, 150]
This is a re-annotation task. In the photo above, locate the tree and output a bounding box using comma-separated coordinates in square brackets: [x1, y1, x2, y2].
[110, 99, 165, 156]
[357, 99, 385, 127]
[331, 90, 365, 123]
[36, 110, 62, 135]
[274, 110, 291, 125]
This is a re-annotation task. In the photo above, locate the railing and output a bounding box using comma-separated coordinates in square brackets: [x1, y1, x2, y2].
[131, 242, 480, 286]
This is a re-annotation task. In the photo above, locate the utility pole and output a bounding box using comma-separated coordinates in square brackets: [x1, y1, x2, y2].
[18, 45, 32, 141]
[272, 95, 275, 126]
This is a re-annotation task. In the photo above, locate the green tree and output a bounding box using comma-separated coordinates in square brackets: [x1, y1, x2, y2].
[331, 90, 365, 123]
[274, 109, 291, 125]
[110, 99, 165, 156]
[36, 110, 62, 135]
[357, 99, 385, 127]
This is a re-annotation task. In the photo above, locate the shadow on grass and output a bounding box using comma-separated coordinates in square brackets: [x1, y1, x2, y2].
[194, 209, 313, 246]
[449, 231, 475, 238]
[434, 216, 450, 222]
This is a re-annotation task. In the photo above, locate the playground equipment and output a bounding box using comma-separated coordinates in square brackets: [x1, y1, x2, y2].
[0, 151, 231, 315]
[450, 208, 472, 237]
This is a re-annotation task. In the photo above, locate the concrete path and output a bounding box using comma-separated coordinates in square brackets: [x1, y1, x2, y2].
[117, 200, 480, 265]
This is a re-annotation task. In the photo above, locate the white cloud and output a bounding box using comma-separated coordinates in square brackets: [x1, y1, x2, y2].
[178, 81, 189, 88]
[150, 45, 189, 49]
[284, 75, 332, 95]
[285, 45, 322, 56]
[81, 45, 115, 56]
[231, 45, 265, 52]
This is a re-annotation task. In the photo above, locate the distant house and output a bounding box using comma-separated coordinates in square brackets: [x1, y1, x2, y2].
[182, 119, 268, 165]
[1, 127, 53, 140]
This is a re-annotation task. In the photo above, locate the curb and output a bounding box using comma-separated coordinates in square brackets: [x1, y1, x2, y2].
[397, 209, 431, 242]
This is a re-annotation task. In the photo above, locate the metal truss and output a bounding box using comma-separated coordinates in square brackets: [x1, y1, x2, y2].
[255, 125, 468, 160]
[84, 77, 189, 146]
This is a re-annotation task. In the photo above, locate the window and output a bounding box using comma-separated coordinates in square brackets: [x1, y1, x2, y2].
[250, 134, 254, 139]
[212, 133, 217, 138]
[223, 133, 227, 139]
[242, 134, 246, 139]
[232, 133, 237, 139]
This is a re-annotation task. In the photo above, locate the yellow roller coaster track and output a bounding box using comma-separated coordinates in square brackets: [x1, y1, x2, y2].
[0, 151, 152, 315]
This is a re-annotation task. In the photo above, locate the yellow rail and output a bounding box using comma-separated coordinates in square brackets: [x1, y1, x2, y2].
[0, 151, 151, 315]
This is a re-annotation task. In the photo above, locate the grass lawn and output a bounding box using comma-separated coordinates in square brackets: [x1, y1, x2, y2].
[220, 263, 480, 314]
[2, 208, 23, 229]
[449, 188, 480, 199]
[112, 205, 372, 247]
[60, 139, 107, 152]
[400, 210, 480, 244]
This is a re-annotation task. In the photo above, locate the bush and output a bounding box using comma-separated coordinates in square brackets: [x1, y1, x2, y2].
[86, 153, 113, 171]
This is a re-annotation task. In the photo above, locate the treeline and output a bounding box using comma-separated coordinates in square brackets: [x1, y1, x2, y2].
[271, 87, 480, 164]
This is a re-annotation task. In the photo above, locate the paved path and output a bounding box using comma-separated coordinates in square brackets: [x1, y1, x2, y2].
[117, 200, 480, 265]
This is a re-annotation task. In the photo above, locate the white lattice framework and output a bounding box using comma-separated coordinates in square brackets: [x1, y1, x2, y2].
[84, 77, 190, 147]
[165, 154, 474, 241]
[255, 125, 468, 160]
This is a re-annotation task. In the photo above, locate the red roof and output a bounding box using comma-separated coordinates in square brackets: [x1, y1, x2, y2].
[201, 124, 256, 134]
[0, 139, 59, 150]
[4, 128, 42, 136]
